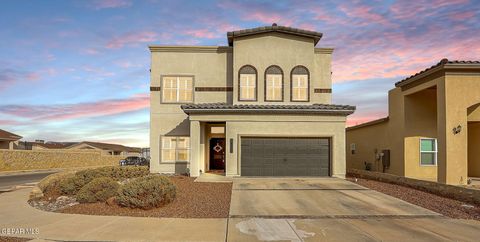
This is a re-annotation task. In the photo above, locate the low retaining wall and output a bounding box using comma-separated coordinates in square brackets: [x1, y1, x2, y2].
[347, 168, 480, 205]
[0, 149, 124, 172]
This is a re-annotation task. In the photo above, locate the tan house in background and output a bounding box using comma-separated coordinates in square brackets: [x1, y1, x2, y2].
[66, 141, 141, 156]
[149, 24, 355, 177]
[346, 59, 480, 185]
[0, 129, 22, 150]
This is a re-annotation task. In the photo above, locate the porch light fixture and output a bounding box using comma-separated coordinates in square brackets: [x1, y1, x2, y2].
[453, 125, 462, 135]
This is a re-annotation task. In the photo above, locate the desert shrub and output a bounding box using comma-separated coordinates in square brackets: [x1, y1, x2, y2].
[37, 171, 76, 196]
[59, 166, 149, 195]
[75, 166, 149, 182]
[76, 177, 120, 203]
[116, 175, 176, 209]
[59, 176, 88, 195]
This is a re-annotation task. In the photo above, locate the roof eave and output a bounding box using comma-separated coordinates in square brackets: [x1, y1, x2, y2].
[182, 108, 355, 116]
[227, 29, 323, 46]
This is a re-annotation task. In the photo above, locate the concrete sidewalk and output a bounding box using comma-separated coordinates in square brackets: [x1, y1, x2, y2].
[0, 189, 226, 242]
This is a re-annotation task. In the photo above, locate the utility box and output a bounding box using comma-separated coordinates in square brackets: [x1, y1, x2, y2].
[382, 149, 390, 169]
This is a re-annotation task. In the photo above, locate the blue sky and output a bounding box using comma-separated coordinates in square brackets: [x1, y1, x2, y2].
[1, 0, 479, 147]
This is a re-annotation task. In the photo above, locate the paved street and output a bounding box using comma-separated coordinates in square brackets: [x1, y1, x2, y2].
[0, 171, 57, 191]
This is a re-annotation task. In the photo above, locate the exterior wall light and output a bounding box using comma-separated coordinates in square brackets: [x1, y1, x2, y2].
[453, 125, 462, 135]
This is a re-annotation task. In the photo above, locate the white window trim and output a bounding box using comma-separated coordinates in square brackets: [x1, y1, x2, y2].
[419, 138, 437, 166]
[239, 74, 256, 101]
[266, 74, 283, 101]
[161, 76, 194, 103]
[291, 74, 308, 101]
[160, 136, 190, 163]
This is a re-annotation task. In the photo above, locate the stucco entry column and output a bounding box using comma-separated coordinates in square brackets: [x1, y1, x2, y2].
[437, 78, 469, 185]
[189, 120, 201, 177]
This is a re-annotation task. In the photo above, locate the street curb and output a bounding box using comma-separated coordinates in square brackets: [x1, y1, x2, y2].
[0, 169, 63, 177]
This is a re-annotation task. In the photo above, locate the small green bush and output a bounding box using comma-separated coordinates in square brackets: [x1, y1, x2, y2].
[58, 166, 149, 195]
[116, 175, 176, 209]
[38, 171, 76, 196]
[59, 176, 88, 195]
[76, 177, 120, 203]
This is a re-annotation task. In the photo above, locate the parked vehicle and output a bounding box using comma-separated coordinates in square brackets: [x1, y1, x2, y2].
[119, 156, 149, 167]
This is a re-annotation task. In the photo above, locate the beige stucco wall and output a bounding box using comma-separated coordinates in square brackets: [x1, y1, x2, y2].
[0, 141, 10, 150]
[347, 67, 480, 185]
[232, 32, 332, 104]
[403, 88, 438, 180]
[0, 149, 123, 172]
[189, 113, 347, 177]
[150, 33, 336, 175]
[347, 77, 442, 181]
[346, 122, 389, 172]
[404, 137, 438, 181]
[468, 122, 480, 177]
[149, 47, 232, 173]
[441, 73, 480, 184]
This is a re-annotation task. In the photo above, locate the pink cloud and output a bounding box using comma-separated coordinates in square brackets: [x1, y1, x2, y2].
[113, 60, 141, 68]
[346, 112, 388, 127]
[448, 11, 476, 21]
[0, 119, 20, 126]
[183, 23, 240, 39]
[339, 4, 393, 27]
[83, 48, 101, 55]
[0, 94, 150, 121]
[332, 27, 480, 83]
[91, 0, 132, 10]
[82, 65, 115, 77]
[390, 0, 469, 20]
[246, 11, 293, 25]
[218, 1, 294, 26]
[184, 29, 218, 39]
[106, 31, 159, 49]
[0, 68, 40, 90]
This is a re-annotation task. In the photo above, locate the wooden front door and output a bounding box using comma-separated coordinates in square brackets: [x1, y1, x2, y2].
[209, 138, 225, 170]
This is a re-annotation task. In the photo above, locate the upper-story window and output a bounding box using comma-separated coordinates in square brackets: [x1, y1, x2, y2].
[291, 66, 309, 102]
[162, 76, 193, 103]
[239, 65, 257, 101]
[265, 65, 283, 101]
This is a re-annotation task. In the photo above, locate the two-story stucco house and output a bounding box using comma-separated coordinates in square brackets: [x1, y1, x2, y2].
[149, 24, 355, 177]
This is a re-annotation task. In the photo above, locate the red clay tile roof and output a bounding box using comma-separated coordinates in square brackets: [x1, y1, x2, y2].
[0, 129, 22, 141]
[395, 59, 480, 87]
[71, 141, 141, 153]
[34, 142, 75, 149]
[227, 24, 323, 46]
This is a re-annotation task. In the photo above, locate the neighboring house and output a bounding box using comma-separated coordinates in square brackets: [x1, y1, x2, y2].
[67, 141, 141, 156]
[149, 24, 355, 177]
[0, 129, 22, 150]
[31, 141, 76, 150]
[346, 59, 480, 185]
[15, 141, 77, 150]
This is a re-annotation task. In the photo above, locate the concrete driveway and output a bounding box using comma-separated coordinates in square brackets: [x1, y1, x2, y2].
[228, 177, 480, 241]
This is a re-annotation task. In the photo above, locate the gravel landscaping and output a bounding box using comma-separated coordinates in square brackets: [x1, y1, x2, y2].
[59, 176, 232, 218]
[0, 236, 30, 242]
[348, 177, 480, 220]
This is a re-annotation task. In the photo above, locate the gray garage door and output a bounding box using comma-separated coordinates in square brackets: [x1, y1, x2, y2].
[241, 137, 330, 176]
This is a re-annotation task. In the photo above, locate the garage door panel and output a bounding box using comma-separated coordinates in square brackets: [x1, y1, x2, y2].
[241, 137, 330, 176]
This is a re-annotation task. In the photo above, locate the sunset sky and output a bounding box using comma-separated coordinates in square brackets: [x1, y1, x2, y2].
[1, 0, 479, 147]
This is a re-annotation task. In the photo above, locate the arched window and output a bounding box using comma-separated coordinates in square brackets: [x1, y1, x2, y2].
[238, 65, 257, 101]
[291, 65, 309, 102]
[264, 65, 283, 101]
